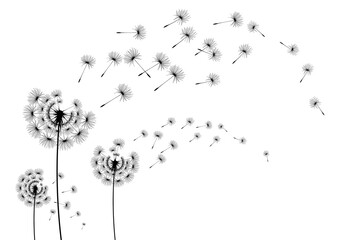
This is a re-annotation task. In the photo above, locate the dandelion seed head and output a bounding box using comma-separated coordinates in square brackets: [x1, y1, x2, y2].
[181, 27, 197, 42]
[214, 136, 221, 142]
[169, 140, 178, 150]
[154, 53, 170, 70]
[124, 48, 141, 65]
[248, 21, 258, 32]
[108, 51, 122, 65]
[310, 97, 321, 108]
[141, 130, 148, 137]
[133, 25, 146, 40]
[207, 73, 220, 86]
[263, 151, 269, 156]
[174, 9, 190, 24]
[186, 118, 194, 125]
[168, 65, 185, 83]
[158, 154, 167, 163]
[302, 64, 313, 75]
[206, 121, 212, 129]
[154, 131, 163, 139]
[116, 84, 133, 102]
[209, 48, 222, 61]
[203, 38, 216, 49]
[81, 55, 96, 68]
[230, 12, 243, 27]
[239, 44, 252, 57]
[288, 44, 299, 55]
[28, 88, 44, 105]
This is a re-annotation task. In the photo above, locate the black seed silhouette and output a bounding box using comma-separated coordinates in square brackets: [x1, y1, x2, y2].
[133, 130, 148, 141]
[161, 117, 176, 128]
[117, 25, 146, 40]
[280, 42, 299, 55]
[197, 48, 222, 61]
[101, 52, 122, 78]
[248, 21, 265, 37]
[49, 209, 56, 221]
[196, 73, 220, 86]
[300, 64, 314, 83]
[70, 211, 81, 218]
[234, 137, 247, 144]
[310, 97, 325, 115]
[195, 38, 217, 55]
[151, 131, 163, 149]
[172, 27, 197, 48]
[123, 48, 150, 78]
[213, 12, 243, 27]
[218, 123, 228, 132]
[181, 118, 194, 129]
[233, 44, 252, 64]
[138, 52, 170, 76]
[160, 140, 178, 154]
[78, 55, 96, 83]
[100, 84, 133, 108]
[61, 185, 77, 194]
[164, 9, 190, 28]
[189, 132, 201, 142]
[263, 151, 269, 162]
[149, 154, 167, 168]
[210, 136, 221, 147]
[154, 65, 185, 91]
[196, 121, 212, 129]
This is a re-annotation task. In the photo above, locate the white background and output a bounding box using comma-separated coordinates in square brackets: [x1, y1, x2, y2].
[1, 0, 344, 239]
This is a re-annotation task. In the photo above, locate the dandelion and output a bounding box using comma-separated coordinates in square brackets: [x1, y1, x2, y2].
[154, 65, 185, 91]
[263, 151, 269, 162]
[123, 48, 150, 78]
[172, 27, 197, 48]
[310, 97, 325, 115]
[101, 52, 122, 78]
[70, 211, 81, 218]
[196, 121, 212, 129]
[280, 42, 299, 55]
[111, 138, 125, 152]
[300, 64, 314, 83]
[152, 131, 163, 149]
[81, 223, 86, 230]
[161, 117, 176, 128]
[54, 201, 71, 210]
[116, 25, 146, 40]
[247, 21, 265, 37]
[234, 137, 246, 144]
[197, 48, 222, 61]
[133, 130, 148, 141]
[189, 132, 201, 142]
[218, 123, 228, 132]
[149, 154, 167, 168]
[195, 73, 220, 86]
[181, 117, 194, 129]
[210, 136, 221, 147]
[160, 140, 178, 154]
[195, 38, 217, 56]
[78, 55, 96, 83]
[213, 12, 243, 27]
[232, 44, 252, 64]
[61, 185, 77, 194]
[138, 53, 170, 76]
[100, 84, 133, 108]
[49, 209, 56, 221]
[164, 9, 190, 28]
[52, 172, 64, 184]
[16, 169, 50, 240]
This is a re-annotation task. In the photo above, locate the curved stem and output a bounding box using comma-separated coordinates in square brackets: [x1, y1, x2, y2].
[56, 123, 63, 240]
[33, 194, 36, 240]
[112, 171, 116, 240]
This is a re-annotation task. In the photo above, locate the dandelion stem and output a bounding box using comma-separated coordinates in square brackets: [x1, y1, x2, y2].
[197, 48, 211, 54]
[100, 95, 120, 108]
[101, 62, 114, 78]
[116, 31, 136, 34]
[154, 76, 173, 91]
[196, 125, 205, 128]
[172, 37, 186, 48]
[149, 161, 159, 168]
[56, 123, 63, 240]
[256, 29, 265, 37]
[33, 194, 36, 240]
[213, 20, 231, 25]
[112, 171, 117, 240]
[181, 124, 187, 129]
[78, 65, 87, 83]
[318, 106, 325, 115]
[280, 42, 288, 48]
[49, 214, 53, 221]
[195, 46, 208, 56]
[152, 139, 157, 149]
[134, 60, 150, 78]
[161, 147, 170, 154]
[195, 81, 207, 85]
[133, 135, 142, 141]
[189, 137, 195, 142]
[138, 63, 159, 76]
[300, 73, 306, 83]
[232, 53, 243, 64]
[210, 142, 214, 147]
[164, 19, 178, 28]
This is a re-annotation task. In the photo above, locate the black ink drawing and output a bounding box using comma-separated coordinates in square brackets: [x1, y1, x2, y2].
[78, 55, 96, 83]
[189, 132, 201, 142]
[213, 12, 243, 27]
[91, 142, 139, 240]
[210, 136, 221, 147]
[280, 42, 299, 55]
[49, 209, 56, 221]
[100, 84, 133, 108]
[24, 88, 95, 240]
[232, 44, 252, 64]
[161, 117, 176, 128]
[218, 123, 228, 132]
[70, 211, 81, 218]
[310, 97, 325, 115]
[300, 64, 313, 83]
[116, 25, 146, 40]
[151, 131, 163, 149]
[133, 130, 148, 141]
[247, 21, 265, 37]
[52, 172, 64, 184]
[101, 52, 122, 78]
[164, 9, 190, 28]
[149, 154, 167, 168]
[154, 65, 185, 91]
[197, 48, 222, 61]
[61, 185, 77, 194]
[160, 140, 178, 154]
[196, 121, 212, 129]
[195, 73, 220, 86]
[138, 52, 170, 76]
[123, 48, 150, 78]
[233, 137, 247, 144]
[16, 169, 50, 240]
[263, 151, 269, 162]
[81, 223, 86, 230]
[54, 201, 71, 210]
[181, 117, 194, 129]
[172, 27, 197, 48]
[195, 38, 217, 56]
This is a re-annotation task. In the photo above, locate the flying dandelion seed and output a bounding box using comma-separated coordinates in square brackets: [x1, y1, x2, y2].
[133, 130, 148, 141]
[164, 9, 190, 28]
[195, 73, 220, 86]
[189, 132, 201, 142]
[247, 21, 265, 37]
[161, 117, 176, 128]
[310, 97, 325, 115]
[81, 223, 86, 230]
[172, 27, 197, 48]
[101, 52, 122, 78]
[280, 42, 299, 55]
[52, 172, 64, 184]
[100, 84, 133, 108]
[218, 123, 228, 132]
[160, 140, 178, 154]
[263, 151, 269, 162]
[54, 201, 71, 210]
[300, 64, 314, 83]
[197, 48, 222, 61]
[152, 131, 163, 149]
[196, 121, 212, 129]
[138, 52, 170, 76]
[181, 117, 194, 129]
[117, 25, 146, 40]
[149, 154, 167, 168]
[233, 44, 252, 64]
[78, 55, 96, 83]
[154, 65, 185, 91]
[234, 137, 246, 144]
[213, 12, 243, 27]
[123, 48, 150, 78]
[61, 185, 77, 194]
[111, 138, 125, 152]
[49, 209, 56, 221]
[195, 38, 217, 56]
[210, 136, 221, 147]
[70, 211, 81, 218]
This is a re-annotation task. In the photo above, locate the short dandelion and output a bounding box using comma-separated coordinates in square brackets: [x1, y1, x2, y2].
[70, 211, 81, 218]
[300, 64, 313, 83]
[116, 25, 146, 40]
[49, 209, 56, 221]
[161, 117, 176, 128]
[280, 42, 299, 55]
[172, 27, 197, 48]
[213, 12, 243, 27]
[164, 9, 190, 28]
[160, 140, 178, 154]
[149, 154, 167, 168]
[233, 44, 252, 64]
[210, 136, 221, 147]
[234, 137, 246, 144]
[61, 185, 77, 194]
[123, 48, 150, 78]
[189, 132, 201, 142]
[310, 97, 325, 115]
[154, 65, 185, 91]
[133, 130, 148, 141]
[196, 121, 212, 129]
[100, 84, 133, 108]
[218, 123, 228, 132]
[181, 117, 194, 129]
[196, 73, 220, 86]
[78, 55, 96, 83]
[195, 38, 217, 56]
[152, 131, 163, 149]
[138, 52, 170, 76]
[101, 52, 122, 78]
[248, 21, 265, 37]
[263, 151, 269, 162]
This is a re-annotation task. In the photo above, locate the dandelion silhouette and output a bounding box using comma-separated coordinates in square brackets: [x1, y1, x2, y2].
[280, 42, 299, 55]
[263, 151, 269, 162]
[52, 172, 64, 184]
[233, 137, 246, 144]
[160, 140, 178, 154]
[195, 38, 217, 56]
[54, 201, 71, 210]
[138, 52, 170, 76]
[123, 48, 150, 78]
[70, 211, 81, 218]
[49, 209, 56, 221]
[61, 185, 77, 194]
[181, 117, 194, 129]
[161, 117, 176, 128]
[300, 64, 313, 83]
[310, 97, 325, 115]
[149, 154, 167, 168]
[218, 123, 228, 132]
[196, 73, 220, 86]
[213, 12, 243, 27]
[16, 169, 50, 240]
[232, 44, 252, 64]
[172, 27, 197, 48]
[116, 25, 146, 40]
[248, 21, 265, 37]
[133, 130, 148, 141]
[210, 136, 221, 147]
[101, 52, 122, 78]
[154, 65, 185, 91]
[152, 131, 163, 149]
[196, 121, 212, 129]
[100, 84, 133, 108]
[189, 132, 201, 142]
[197, 48, 222, 61]
[24, 88, 95, 240]
[91, 142, 139, 240]
[164, 9, 190, 28]
[78, 55, 96, 83]
[81, 223, 86, 230]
